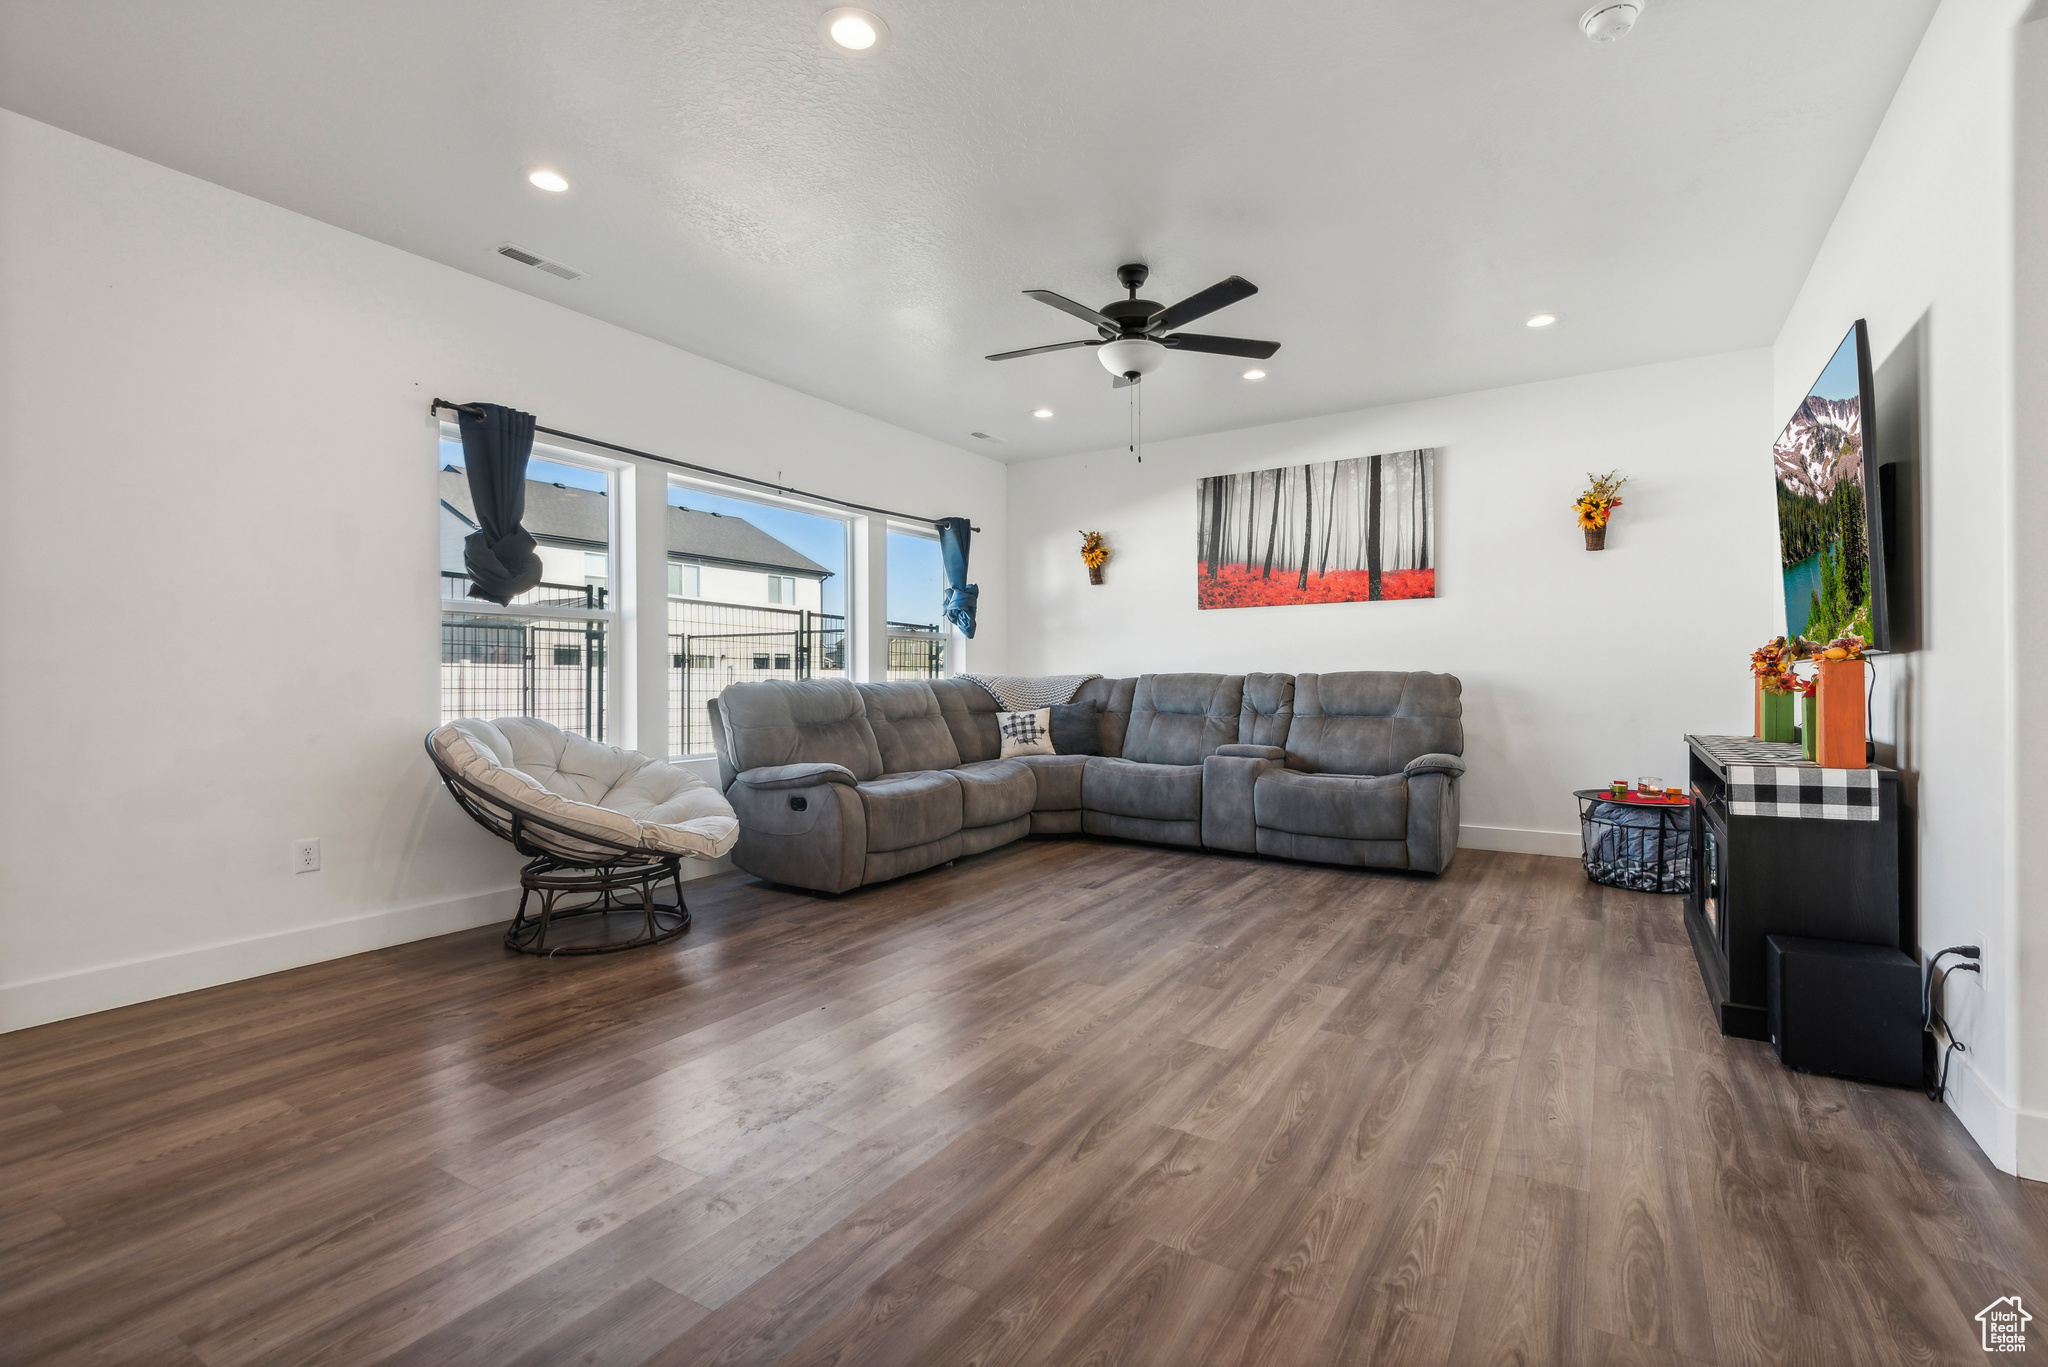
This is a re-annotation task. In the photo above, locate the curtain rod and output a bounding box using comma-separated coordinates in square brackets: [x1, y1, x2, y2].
[430, 400, 977, 533]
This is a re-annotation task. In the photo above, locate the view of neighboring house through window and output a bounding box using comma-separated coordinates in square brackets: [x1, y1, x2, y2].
[436, 424, 617, 740]
[667, 480, 849, 757]
[886, 528, 948, 681]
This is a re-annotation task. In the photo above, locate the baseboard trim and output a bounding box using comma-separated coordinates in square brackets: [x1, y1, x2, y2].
[1458, 824, 1581, 859]
[1, 851, 736, 1035]
[0, 888, 516, 1034]
[1945, 1053, 2048, 1180]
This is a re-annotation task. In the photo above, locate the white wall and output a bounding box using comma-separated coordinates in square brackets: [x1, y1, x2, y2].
[1770, 0, 2041, 1176]
[0, 109, 1007, 1032]
[1005, 350, 1776, 854]
[2014, 4, 2048, 1182]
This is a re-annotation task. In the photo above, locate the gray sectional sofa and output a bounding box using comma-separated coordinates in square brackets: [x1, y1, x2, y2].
[705, 671, 1465, 894]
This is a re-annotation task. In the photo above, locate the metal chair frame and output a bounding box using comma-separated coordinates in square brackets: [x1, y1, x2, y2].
[425, 733, 691, 955]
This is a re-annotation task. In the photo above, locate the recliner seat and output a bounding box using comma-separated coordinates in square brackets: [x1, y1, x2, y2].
[707, 669, 1464, 892]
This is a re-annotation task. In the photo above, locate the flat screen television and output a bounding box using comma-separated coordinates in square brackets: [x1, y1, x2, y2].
[1774, 319, 1887, 650]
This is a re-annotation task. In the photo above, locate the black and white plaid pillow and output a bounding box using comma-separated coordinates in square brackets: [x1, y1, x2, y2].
[997, 707, 1056, 758]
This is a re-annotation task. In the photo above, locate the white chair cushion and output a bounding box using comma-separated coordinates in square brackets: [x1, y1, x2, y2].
[433, 718, 738, 861]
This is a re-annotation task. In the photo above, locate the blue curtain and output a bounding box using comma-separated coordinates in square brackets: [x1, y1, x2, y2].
[458, 403, 544, 605]
[937, 517, 978, 639]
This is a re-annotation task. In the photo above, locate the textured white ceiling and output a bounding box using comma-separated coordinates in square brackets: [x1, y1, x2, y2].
[0, 0, 1936, 461]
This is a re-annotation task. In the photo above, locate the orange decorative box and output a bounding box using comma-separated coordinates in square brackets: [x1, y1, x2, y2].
[1814, 658, 1867, 769]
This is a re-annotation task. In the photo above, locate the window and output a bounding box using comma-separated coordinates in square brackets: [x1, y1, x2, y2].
[438, 423, 619, 740]
[886, 527, 948, 680]
[666, 479, 849, 756]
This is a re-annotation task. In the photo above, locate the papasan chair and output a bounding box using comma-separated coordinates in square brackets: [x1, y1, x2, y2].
[427, 717, 738, 955]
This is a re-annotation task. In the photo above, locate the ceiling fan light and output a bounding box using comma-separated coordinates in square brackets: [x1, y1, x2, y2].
[1098, 337, 1166, 380]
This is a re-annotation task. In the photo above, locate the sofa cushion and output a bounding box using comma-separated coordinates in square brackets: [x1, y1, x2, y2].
[1049, 702, 1101, 755]
[930, 677, 1002, 763]
[1072, 677, 1137, 757]
[718, 678, 884, 781]
[857, 681, 963, 774]
[997, 708, 1056, 758]
[1011, 752, 1088, 810]
[1286, 672, 1463, 776]
[433, 718, 739, 862]
[1083, 756, 1203, 823]
[952, 758, 1037, 827]
[1254, 769, 1408, 842]
[1240, 672, 1296, 750]
[855, 770, 963, 853]
[1123, 674, 1245, 766]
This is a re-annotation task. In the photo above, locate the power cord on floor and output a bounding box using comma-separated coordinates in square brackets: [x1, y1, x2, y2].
[1923, 944, 1980, 1103]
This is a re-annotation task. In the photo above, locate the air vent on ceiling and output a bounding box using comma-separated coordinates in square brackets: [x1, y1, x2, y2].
[495, 243, 586, 281]
[968, 431, 1005, 443]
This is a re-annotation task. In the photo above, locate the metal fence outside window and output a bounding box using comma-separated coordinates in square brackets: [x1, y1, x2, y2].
[438, 576, 944, 756]
[666, 602, 945, 756]
[886, 624, 946, 681]
[440, 576, 609, 740]
[668, 599, 847, 756]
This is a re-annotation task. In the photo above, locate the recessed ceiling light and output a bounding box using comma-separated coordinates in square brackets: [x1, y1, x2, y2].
[1033, 408, 1054, 418]
[1526, 313, 1558, 328]
[1242, 369, 1266, 380]
[528, 169, 569, 193]
[821, 7, 887, 51]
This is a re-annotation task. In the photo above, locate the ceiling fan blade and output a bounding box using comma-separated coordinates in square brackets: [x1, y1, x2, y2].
[1111, 372, 1136, 389]
[985, 339, 1102, 361]
[1024, 289, 1118, 333]
[1159, 332, 1281, 359]
[1147, 276, 1257, 332]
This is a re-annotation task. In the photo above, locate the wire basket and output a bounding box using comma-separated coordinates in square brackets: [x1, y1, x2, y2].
[1576, 793, 1690, 894]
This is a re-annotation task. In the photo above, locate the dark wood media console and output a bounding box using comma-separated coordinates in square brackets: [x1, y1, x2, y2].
[1682, 735, 1902, 1040]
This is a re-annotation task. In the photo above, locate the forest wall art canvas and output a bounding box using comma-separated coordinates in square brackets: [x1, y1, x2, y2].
[1196, 448, 1436, 609]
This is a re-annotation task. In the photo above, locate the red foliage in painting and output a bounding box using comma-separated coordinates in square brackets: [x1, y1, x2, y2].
[1196, 562, 1435, 609]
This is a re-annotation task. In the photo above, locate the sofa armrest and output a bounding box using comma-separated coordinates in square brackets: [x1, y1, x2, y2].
[735, 762, 858, 790]
[1403, 752, 1466, 778]
[1215, 743, 1287, 761]
[726, 774, 867, 892]
[1201, 752, 1283, 854]
[1405, 770, 1461, 875]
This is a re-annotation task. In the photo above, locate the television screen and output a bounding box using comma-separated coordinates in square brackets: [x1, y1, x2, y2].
[1774, 320, 1886, 647]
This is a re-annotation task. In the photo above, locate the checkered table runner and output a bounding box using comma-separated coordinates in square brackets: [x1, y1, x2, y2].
[1688, 735, 1881, 822]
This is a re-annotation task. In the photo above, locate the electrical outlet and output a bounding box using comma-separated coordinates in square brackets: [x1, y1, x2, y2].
[293, 838, 321, 874]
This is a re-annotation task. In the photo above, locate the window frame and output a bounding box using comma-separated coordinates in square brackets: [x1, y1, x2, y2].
[664, 473, 857, 759]
[438, 423, 628, 741]
[884, 520, 953, 681]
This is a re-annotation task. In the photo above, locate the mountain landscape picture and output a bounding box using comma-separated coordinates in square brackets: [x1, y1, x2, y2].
[1196, 449, 1436, 609]
[1775, 327, 1873, 641]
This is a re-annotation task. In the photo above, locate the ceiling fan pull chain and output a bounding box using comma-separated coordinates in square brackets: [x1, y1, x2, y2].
[1128, 381, 1144, 463]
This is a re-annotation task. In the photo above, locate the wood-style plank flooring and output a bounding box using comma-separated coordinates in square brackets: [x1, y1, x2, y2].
[3, 842, 2044, 1366]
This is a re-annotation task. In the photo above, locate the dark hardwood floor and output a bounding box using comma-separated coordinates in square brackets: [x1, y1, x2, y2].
[3, 842, 2043, 1366]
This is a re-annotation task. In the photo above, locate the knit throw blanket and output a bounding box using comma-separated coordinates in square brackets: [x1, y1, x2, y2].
[958, 673, 1101, 712]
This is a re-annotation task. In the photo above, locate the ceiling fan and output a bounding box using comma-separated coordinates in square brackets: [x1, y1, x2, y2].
[986, 263, 1280, 388]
